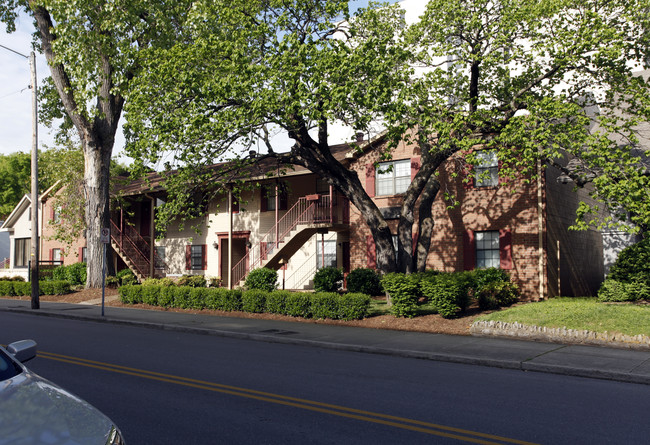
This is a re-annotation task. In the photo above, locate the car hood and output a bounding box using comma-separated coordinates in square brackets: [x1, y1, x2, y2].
[0, 370, 113, 445]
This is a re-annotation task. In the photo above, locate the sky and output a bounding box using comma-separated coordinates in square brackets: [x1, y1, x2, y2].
[0, 0, 411, 160]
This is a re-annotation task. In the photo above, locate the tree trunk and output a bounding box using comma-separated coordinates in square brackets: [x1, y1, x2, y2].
[289, 137, 397, 273]
[414, 177, 440, 272]
[83, 141, 113, 287]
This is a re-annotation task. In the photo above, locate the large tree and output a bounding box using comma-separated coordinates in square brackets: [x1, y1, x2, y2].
[0, 0, 186, 286]
[125, 0, 650, 274]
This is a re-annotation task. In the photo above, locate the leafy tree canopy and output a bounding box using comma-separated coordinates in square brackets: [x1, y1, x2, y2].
[124, 0, 650, 274]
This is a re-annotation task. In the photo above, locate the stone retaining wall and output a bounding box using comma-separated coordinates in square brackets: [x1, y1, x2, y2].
[470, 320, 650, 350]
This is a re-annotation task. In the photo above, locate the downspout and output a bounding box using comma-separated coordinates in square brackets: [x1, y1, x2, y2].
[228, 188, 233, 289]
[145, 194, 155, 278]
[537, 159, 545, 301]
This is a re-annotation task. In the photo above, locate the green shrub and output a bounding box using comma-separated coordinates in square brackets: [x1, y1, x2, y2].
[117, 268, 137, 285]
[265, 290, 291, 314]
[172, 286, 193, 308]
[52, 265, 67, 281]
[338, 293, 371, 320]
[346, 268, 383, 296]
[627, 275, 650, 301]
[142, 285, 161, 306]
[65, 262, 87, 286]
[608, 238, 650, 283]
[472, 268, 510, 289]
[177, 274, 207, 288]
[188, 287, 208, 309]
[105, 276, 120, 288]
[207, 276, 222, 288]
[313, 267, 343, 293]
[476, 281, 519, 310]
[158, 286, 175, 307]
[420, 273, 472, 319]
[242, 289, 268, 313]
[245, 268, 278, 292]
[597, 279, 638, 302]
[285, 292, 311, 318]
[119, 285, 143, 304]
[0, 281, 15, 296]
[141, 277, 175, 287]
[12, 281, 30, 296]
[310, 292, 339, 319]
[381, 273, 420, 318]
[204, 288, 243, 311]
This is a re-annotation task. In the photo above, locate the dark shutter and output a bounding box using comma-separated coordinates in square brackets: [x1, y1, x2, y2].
[202, 244, 207, 270]
[463, 230, 475, 271]
[411, 157, 421, 181]
[279, 187, 288, 210]
[366, 235, 376, 269]
[366, 164, 376, 198]
[260, 186, 268, 212]
[499, 229, 513, 269]
[185, 245, 191, 270]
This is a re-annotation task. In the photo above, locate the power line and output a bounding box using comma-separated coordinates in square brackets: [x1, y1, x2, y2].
[0, 43, 28, 59]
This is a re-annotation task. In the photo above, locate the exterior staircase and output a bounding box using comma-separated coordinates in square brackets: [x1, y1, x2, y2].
[110, 219, 166, 281]
[232, 194, 349, 287]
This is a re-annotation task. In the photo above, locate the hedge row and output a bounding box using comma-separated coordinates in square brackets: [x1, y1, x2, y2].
[381, 268, 519, 319]
[0, 280, 71, 296]
[119, 285, 371, 320]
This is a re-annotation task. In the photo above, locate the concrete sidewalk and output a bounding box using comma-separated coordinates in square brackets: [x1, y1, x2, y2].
[2, 298, 650, 385]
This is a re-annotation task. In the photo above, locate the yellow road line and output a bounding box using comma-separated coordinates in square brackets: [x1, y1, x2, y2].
[37, 350, 538, 445]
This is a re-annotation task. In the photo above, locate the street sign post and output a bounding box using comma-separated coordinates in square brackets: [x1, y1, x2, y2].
[101, 228, 110, 316]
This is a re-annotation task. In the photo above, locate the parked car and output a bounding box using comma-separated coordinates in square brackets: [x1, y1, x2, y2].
[0, 340, 125, 444]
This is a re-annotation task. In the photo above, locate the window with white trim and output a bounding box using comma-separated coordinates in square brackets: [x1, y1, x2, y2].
[52, 248, 62, 264]
[475, 150, 498, 187]
[376, 159, 410, 196]
[14, 238, 30, 268]
[316, 239, 337, 269]
[475, 231, 500, 268]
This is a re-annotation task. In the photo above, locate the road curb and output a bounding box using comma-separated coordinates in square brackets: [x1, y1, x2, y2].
[2, 305, 650, 386]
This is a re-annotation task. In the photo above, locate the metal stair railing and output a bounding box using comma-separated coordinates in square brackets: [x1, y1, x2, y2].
[110, 220, 167, 278]
[232, 193, 349, 286]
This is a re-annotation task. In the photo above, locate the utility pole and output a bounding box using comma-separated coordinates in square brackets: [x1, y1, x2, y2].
[0, 44, 39, 308]
[29, 51, 39, 309]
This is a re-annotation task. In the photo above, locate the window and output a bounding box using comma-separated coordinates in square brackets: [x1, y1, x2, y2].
[81, 247, 87, 263]
[376, 160, 410, 196]
[52, 206, 62, 224]
[475, 150, 498, 187]
[186, 244, 206, 270]
[155, 246, 166, 269]
[316, 239, 337, 269]
[261, 184, 288, 212]
[191, 245, 204, 270]
[51, 248, 62, 264]
[475, 231, 500, 268]
[14, 238, 30, 268]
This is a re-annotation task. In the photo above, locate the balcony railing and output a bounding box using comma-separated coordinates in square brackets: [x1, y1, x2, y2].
[232, 193, 349, 286]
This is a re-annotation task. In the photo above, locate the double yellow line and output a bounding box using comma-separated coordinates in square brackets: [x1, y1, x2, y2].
[38, 350, 538, 445]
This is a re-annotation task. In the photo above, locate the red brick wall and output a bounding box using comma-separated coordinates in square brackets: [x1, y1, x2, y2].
[348, 137, 546, 301]
[41, 194, 86, 266]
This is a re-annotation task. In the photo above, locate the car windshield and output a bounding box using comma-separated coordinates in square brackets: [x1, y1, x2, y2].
[0, 348, 23, 382]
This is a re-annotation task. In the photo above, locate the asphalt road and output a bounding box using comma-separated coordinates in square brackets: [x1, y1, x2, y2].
[3, 311, 650, 445]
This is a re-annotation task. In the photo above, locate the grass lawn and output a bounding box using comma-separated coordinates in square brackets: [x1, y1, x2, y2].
[476, 297, 650, 337]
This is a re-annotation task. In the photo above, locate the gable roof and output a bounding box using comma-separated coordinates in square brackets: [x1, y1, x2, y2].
[114, 135, 387, 198]
[0, 180, 62, 231]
